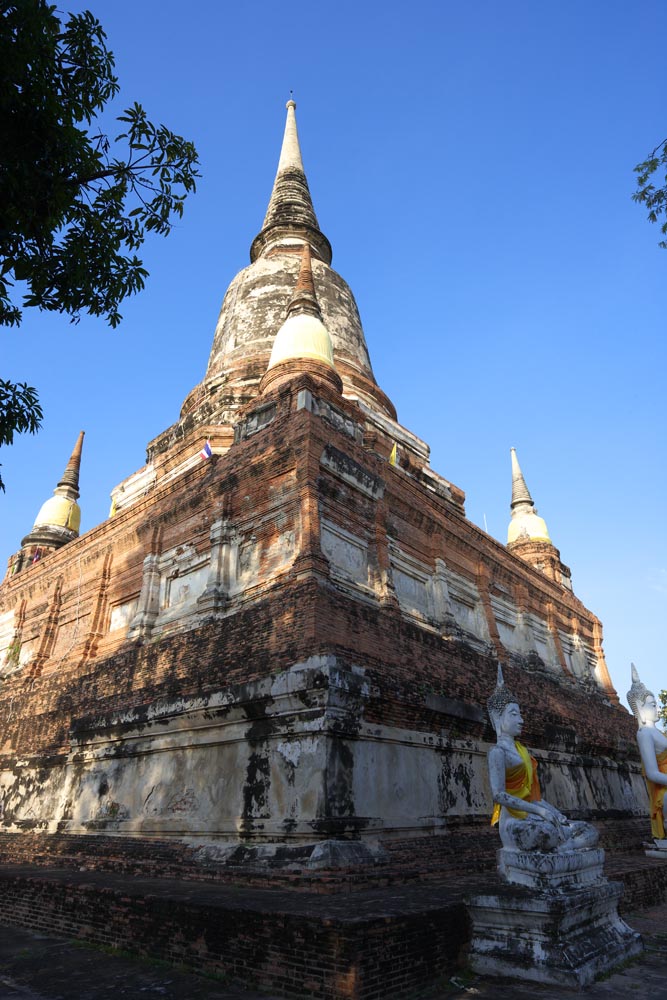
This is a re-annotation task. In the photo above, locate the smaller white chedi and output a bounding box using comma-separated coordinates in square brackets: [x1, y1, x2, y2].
[627, 663, 667, 856]
[259, 240, 343, 399]
[507, 447, 551, 545]
[267, 241, 336, 372]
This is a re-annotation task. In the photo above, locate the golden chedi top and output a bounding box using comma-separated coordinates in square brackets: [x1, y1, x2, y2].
[31, 495, 81, 534]
[507, 447, 551, 545]
[21, 431, 85, 554]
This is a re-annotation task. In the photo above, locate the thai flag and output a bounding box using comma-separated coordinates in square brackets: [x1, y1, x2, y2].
[200, 440, 213, 461]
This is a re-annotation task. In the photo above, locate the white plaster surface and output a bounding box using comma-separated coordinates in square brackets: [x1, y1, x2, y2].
[0, 661, 651, 843]
[446, 570, 490, 646]
[0, 610, 19, 679]
[109, 599, 139, 633]
[321, 520, 369, 587]
[110, 465, 157, 513]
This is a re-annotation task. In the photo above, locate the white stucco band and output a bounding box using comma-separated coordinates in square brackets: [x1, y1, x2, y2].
[0, 660, 648, 846]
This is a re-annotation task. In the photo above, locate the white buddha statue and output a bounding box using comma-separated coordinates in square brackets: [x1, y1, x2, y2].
[627, 663, 667, 842]
[487, 664, 598, 852]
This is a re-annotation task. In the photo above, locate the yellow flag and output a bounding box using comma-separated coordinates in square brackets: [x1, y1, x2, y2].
[389, 442, 397, 466]
[109, 496, 117, 517]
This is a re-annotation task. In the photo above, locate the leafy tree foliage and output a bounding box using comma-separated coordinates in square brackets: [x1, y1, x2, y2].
[659, 690, 667, 726]
[0, 2, 199, 485]
[1, 1, 200, 327]
[633, 140, 667, 249]
[0, 380, 43, 491]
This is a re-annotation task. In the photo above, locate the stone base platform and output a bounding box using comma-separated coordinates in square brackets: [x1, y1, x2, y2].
[467, 879, 642, 988]
[0, 863, 475, 1000]
[0, 852, 664, 999]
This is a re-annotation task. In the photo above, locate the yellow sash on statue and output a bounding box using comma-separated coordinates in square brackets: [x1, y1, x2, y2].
[491, 740, 542, 826]
[645, 747, 667, 839]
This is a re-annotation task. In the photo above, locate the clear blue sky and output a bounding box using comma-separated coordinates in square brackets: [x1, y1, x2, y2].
[2, 0, 665, 713]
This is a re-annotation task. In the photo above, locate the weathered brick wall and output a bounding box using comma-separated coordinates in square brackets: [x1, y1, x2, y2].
[0, 858, 664, 999]
[0, 374, 639, 850]
[0, 869, 469, 1000]
[0, 574, 636, 764]
[305, 582, 635, 757]
[2, 374, 617, 699]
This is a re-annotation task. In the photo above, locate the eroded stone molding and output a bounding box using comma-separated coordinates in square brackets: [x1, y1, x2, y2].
[0, 608, 19, 681]
[81, 550, 113, 665]
[30, 578, 63, 677]
[197, 518, 240, 614]
[127, 553, 161, 640]
[0, 658, 648, 844]
[126, 512, 300, 641]
[321, 519, 370, 592]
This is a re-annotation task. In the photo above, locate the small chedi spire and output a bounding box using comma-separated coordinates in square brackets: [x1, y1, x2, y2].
[57, 429, 85, 499]
[260, 243, 341, 394]
[506, 447, 572, 589]
[511, 447, 534, 508]
[286, 240, 322, 319]
[250, 100, 332, 265]
[20, 431, 85, 563]
[507, 447, 551, 545]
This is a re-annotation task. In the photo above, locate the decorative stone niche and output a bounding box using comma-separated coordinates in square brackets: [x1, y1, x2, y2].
[491, 592, 534, 655]
[446, 569, 490, 648]
[0, 610, 20, 681]
[155, 544, 208, 626]
[388, 543, 432, 621]
[129, 543, 208, 639]
[559, 630, 595, 681]
[321, 519, 370, 591]
[525, 612, 560, 670]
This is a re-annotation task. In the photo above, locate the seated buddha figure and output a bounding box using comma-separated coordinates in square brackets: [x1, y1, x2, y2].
[627, 664, 667, 841]
[487, 665, 599, 852]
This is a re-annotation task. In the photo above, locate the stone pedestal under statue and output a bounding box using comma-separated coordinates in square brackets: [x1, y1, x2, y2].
[467, 847, 642, 988]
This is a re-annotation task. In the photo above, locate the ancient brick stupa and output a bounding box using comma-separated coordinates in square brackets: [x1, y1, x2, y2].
[0, 101, 651, 998]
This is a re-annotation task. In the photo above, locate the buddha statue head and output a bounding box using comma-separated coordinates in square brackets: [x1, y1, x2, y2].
[627, 663, 659, 727]
[487, 663, 522, 738]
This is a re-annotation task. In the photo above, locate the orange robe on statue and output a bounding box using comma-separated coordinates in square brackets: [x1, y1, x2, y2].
[491, 740, 542, 825]
[645, 748, 667, 840]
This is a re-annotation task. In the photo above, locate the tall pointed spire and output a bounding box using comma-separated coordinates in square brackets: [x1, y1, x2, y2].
[191, 100, 397, 429]
[268, 100, 307, 207]
[510, 447, 534, 508]
[57, 430, 84, 499]
[20, 431, 85, 561]
[250, 101, 332, 265]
